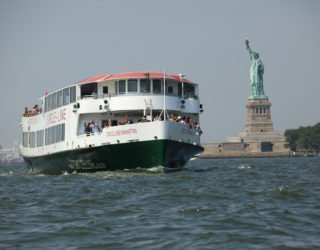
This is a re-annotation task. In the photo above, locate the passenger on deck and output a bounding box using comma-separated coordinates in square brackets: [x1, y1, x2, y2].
[90, 120, 100, 133]
[23, 107, 29, 117]
[103, 120, 110, 128]
[85, 123, 91, 134]
[31, 105, 37, 115]
[140, 115, 149, 122]
[91, 88, 97, 99]
[34, 104, 40, 114]
[195, 123, 203, 135]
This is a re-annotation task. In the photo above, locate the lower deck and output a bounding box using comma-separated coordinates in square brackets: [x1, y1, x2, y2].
[21, 119, 202, 158]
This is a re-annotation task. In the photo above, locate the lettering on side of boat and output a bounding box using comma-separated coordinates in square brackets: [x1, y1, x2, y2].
[106, 128, 137, 137]
[46, 108, 67, 125]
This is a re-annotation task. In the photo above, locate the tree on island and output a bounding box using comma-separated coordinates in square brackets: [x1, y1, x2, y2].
[285, 123, 320, 152]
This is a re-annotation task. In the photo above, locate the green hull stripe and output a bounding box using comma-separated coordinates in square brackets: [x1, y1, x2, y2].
[24, 140, 203, 174]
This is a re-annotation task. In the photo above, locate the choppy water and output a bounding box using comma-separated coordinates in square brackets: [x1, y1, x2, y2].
[1, 158, 320, 249]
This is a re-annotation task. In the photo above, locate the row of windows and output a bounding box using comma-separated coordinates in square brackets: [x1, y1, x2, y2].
[114, 79, 196, 97]
[22, 124, 65, 148]
[116, 79, 162, 95]
[45, 86, 76, 112]
[45, 124, 65, 145]
[255, 107, 268, 114]
[79, 79, 197, 100]
[23, 131, 44, 148]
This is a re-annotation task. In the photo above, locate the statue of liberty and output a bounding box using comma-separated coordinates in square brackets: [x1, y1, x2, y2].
[245, 39, 266, 99]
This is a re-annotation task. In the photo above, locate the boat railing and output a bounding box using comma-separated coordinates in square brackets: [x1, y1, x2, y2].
[78, 93, 116, 100]
[78, 92, 198, 100]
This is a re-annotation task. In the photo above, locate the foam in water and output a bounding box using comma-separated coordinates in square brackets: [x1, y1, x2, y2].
[146, 166, 164, 173]
[278, 184, 289, 192]
[232, 163, 252, 169]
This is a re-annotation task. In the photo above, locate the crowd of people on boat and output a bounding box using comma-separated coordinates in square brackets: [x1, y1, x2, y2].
[151, 113, 202, 135]
[169, 114, 203, 135]
[84, 113, 202, 136]
[22, 104, 41, 117]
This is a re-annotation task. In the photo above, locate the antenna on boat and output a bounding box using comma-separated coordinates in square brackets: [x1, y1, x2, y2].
[163, 68, 166, 121]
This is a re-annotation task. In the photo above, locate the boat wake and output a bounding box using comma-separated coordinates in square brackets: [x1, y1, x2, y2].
[124, 166, 164, 174]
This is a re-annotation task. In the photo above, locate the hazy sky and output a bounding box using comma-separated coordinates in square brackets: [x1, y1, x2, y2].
[0, 0, 319, 147]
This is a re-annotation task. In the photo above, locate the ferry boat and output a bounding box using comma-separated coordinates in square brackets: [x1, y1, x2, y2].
[20, 72, 204, 174]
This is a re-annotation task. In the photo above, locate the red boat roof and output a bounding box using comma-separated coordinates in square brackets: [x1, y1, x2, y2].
[79, 72, 194, 85]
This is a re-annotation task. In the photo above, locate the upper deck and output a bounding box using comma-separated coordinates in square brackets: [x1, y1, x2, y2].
[79, 72, 197, 99]
[22, 72, 202, 117]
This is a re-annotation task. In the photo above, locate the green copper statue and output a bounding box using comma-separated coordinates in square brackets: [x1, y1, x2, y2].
[245, 39, 267, 99]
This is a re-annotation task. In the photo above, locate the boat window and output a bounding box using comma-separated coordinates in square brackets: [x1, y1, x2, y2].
[140, 79, 151, 93]
[36, 131, 40, 147]
[51, 126, 56, 145]
[56, 125, 61, 143]
[45, 129, 48, 145]
[153, 79, 162, 94]
[70, 86, 76, 103]
[166, 80, 177, 95]
[178, 83, 182, 97]
[30, 132, 36, 148]
[40, 130, 44, 147]
[28, 131, 32, 147]
[38, 130, 44, 147]
[184, 83, 195, 98]
[45, 96, 48, 112]
[57, 90, 63, 107]
[119, 80, 126, 94]
[22, 132, 28, 147]
[47, 95, 51, 111]
[103, 86, 108, 95]
[128, 79, 138, 93]
[52, 92, 57, 109]
[81, 83, 97, 98]
[38, 130, 41, 147]
[63, 87, 70, 105]
[48, 127, 52, 145]
[61, 124, 65, 141]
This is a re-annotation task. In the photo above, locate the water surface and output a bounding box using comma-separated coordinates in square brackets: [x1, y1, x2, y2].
[1, 158, 319, 249]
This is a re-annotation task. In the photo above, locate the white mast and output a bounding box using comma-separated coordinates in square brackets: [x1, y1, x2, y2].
[163, 69, 166, 121]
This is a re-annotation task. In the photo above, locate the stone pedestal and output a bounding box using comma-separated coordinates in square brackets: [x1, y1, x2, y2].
[245, 98, 274, 133]
[226, 97, 289, 154]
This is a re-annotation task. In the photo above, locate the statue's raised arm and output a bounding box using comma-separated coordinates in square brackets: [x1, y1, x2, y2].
[245, 38, 253, 55]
